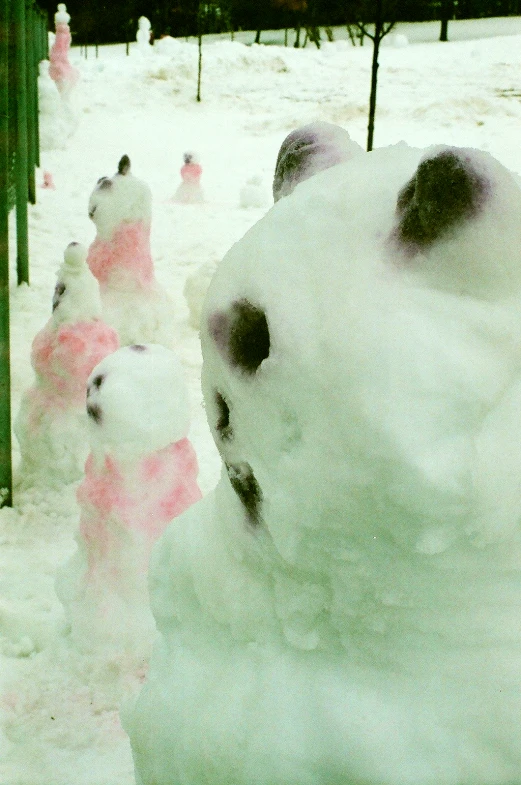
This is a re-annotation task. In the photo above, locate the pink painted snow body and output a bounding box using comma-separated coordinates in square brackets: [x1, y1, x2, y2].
[87, 156, 175, 346]
[56, 344, 201, 654]
[48, 5, 79, 95]
[15, 243, 119, 488]
[173, 152, 204, 204]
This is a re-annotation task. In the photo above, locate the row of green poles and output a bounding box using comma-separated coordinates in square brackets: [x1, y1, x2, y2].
[1, 0, 47, 506]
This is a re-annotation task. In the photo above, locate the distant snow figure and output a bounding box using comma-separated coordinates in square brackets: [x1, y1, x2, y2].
[173, 151, 204, 204]
[14, 243, 119, 488]
[273, 120, 363, 201]
[86, 154, 175, 346]
[391, 33, 408, 47]
[49, 4, 79, 96]
[136, 16, 152, 52]
[56, 344, 202, 656]
[42, 171, 56, 189]
[38, 60, 75, 151]
[239, 175, 268, 209]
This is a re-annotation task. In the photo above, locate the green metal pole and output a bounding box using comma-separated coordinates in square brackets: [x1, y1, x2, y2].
[25, 1, 36, 205]
[34, 8, 40, 170]
[14, 0, 29, 285]
[0, 0, 13, 506]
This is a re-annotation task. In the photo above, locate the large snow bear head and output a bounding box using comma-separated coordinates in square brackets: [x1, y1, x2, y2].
[201, 139, 521, 592]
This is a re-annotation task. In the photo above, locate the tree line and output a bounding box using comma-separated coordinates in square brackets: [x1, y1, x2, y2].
[43, 0, 521, 45]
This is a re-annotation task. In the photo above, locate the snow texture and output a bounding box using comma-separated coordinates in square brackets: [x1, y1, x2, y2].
[126, 139, 521, 785]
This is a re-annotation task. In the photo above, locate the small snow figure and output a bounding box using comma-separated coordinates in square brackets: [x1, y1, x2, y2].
[239, 175, 268, 209]
[136, 16, 152, 52]
[87, 154, 175, 346]
[56, 344, 201, 655]
[38, 60, 75, 151]
[41, 171, 55, 189]
[173, 151, 204, 204]
[125, 135, 521, 785]
[49, 4, 79, 97]
[14, 243, 119, 488]
[273, 120, 363, 201]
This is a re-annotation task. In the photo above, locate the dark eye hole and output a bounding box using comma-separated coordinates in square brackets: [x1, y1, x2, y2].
[226, 462, 262, 526]
[215, 391, 232, 440]
[52, 282, 66, 312]
[210, 299, 270, 375]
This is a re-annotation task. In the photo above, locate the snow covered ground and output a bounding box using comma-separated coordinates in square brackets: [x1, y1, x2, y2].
[1, 17, 521, 785]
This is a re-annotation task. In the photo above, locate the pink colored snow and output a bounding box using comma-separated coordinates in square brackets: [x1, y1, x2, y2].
[78, 438, 202, 579]
[87, 221, 154, 288]
[180, 162, 202, 184]
[49, 22, 79, 93]
[31, 320, 119, 405]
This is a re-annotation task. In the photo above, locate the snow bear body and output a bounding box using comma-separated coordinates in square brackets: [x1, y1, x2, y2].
[126, 138, 521, 784]
[87, 156, 175, 347]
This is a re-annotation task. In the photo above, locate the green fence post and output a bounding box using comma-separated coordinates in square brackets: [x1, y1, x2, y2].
[14, 0, 29, 285]
[26, 2, 37, 202]
[34, 7, 41, 169]
[0, 0, 12, 506]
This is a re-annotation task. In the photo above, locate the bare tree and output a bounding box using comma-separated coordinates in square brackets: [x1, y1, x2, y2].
[196, 3, 202, 101]
[351, 0, 396, 151]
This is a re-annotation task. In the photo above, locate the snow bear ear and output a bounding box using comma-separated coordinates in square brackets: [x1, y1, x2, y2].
[117, 155, 131, 176]
[394, 148, 488, 252]
[273, 122, 362, 202]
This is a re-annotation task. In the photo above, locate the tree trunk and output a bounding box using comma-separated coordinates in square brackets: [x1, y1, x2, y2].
[367, 0, 383, 152]
[294, 21, 301, 47]
[196, 23, 202, 100]
[439, 0, 453, 41]
[254, 27, 261, 44]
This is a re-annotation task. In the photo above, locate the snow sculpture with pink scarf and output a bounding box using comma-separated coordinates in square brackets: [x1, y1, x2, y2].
[87, 155, 175, 347]
[173, 151, 204, 204]
[48, 4, 79, 96]
[14, 243, 119, 488]
[56, 343, 202, 655]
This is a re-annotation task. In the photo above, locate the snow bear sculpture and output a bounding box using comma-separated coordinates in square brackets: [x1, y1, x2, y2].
[125, 137, 521, 785]
[15, 242, 119, 487]
[87, 155, 175, 347]
[57, 343, 201, 655]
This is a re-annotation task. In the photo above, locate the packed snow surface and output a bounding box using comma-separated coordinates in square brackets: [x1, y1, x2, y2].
[2, 18, 521, 785]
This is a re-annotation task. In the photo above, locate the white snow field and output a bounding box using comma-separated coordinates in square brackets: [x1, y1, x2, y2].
[1, 17, 521, 785]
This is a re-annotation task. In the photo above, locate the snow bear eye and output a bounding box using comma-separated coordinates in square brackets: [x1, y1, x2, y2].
[52, 282, 66, 312]
[129, 344, 147, 352]
[91, 374, 105, 389]
[395, 149, 488, 251]
[86, 403, 103, 425]
[209, 299, 270, 375]
[225, 462, 262, 526]
[214, 391, 232, 440]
